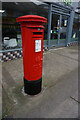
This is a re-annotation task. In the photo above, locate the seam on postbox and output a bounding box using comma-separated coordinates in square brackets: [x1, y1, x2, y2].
[24, 77, 42, 83]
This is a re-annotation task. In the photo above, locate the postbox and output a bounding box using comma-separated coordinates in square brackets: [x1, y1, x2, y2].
[17, 15, 47, 95]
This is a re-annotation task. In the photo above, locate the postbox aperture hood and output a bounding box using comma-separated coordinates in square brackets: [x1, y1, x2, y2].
[17, 15, 47, 23]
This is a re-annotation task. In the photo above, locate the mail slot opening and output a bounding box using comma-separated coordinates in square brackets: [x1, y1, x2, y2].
[33, 32, 42, 35]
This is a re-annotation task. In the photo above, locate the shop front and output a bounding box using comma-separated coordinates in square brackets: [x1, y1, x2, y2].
[0, 1, 79, 62]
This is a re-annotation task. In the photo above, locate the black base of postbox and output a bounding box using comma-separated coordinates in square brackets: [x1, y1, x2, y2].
[24, 77, 42, 95]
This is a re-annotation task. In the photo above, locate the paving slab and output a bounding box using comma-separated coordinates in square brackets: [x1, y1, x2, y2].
[2, 46, 78, 118]
[13, 67, 78, 118]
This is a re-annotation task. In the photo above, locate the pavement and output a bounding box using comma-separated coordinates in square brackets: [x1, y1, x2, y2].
[2, 46, 79, 118]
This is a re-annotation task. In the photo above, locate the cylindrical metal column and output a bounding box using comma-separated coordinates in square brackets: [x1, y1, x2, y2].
[47, 4, 52, 50]
[66, 10, 75, 46]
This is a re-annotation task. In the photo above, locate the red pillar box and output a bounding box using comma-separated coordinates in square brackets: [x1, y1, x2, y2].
[17, 15, 47, 95]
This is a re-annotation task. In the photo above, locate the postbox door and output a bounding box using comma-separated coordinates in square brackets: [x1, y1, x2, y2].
[30, 29, 44, 81]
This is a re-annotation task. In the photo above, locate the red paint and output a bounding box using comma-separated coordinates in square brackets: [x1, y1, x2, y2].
[17, 15, 47, 81]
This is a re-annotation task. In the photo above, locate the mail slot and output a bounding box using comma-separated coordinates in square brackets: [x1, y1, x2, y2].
[17, 15, 47, 95]
[33, 32, 42, 38]
[33, 32, 42, 35]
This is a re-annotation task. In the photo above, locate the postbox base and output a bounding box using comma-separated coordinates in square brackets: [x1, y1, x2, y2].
[24, 77, 42, 95]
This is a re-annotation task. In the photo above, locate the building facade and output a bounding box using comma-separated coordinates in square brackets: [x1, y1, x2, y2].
[0, 0, 79, 61]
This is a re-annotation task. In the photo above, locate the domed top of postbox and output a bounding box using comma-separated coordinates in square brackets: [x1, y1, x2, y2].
[17, 15, 47, 23]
